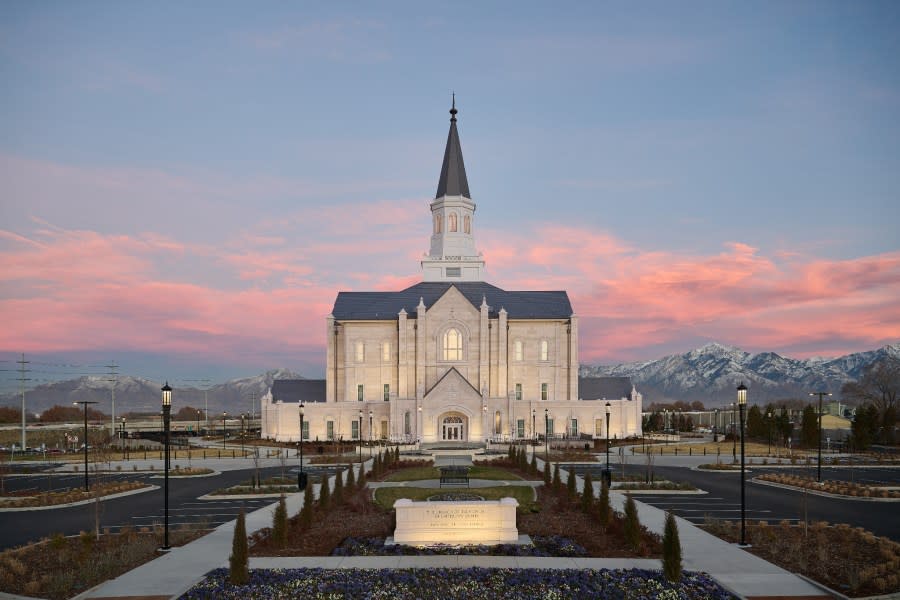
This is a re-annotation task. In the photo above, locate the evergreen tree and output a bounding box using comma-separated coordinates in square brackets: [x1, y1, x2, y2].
[299, 480, 314, 529]
[373, 452, 381, 478]
[272, 494, 288, 548]
[597, 479, 611, 529]
[662, 510, 682, 582]
[581, 471, 594, 513]
[358, 461, 367, 489]
[530, 452, 538, 475]
[229, 508, 249, 585]
[543, 459, 551, 485]
[800, 404, 819, 448]
[333, 467, 344, 506]
[566, 468, 577, 501]
[508, 444, 516, 460]
[623, 495, 642, 553]
[395, 445, 400, 464]
[745, 405, 765, 439]
[318, 473, 331, 511]
[346, 462, 356, 490]
[552, 462, 561, 493]
[851, 404, 879, 450]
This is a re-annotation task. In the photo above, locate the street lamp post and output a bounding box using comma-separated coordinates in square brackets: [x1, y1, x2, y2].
[713, 408, 719, 442]
[298, 402, 305, 489]
[767, 410, 773, 456]
[737, 382, 748, 547]
[121, 417, 126, 459]
[809, 391, 832, 482]
[604, 402, 612, 487]
[732, 403, 737, 462]
[358, 410, 363, 464]
[531, 408, 536, 443]
[161, 382, 172, 551]
[222, 412, 227, 449]
[369, 409, 373, 457]
[544, 409, 549, 460]
[196, 410, 201, 438]
[72, 400, 97, 491]
[240, 414, 245, 455]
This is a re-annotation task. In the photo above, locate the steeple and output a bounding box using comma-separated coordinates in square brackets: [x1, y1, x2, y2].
[421, 96, 484, 282]
[435, 94, 471, 199]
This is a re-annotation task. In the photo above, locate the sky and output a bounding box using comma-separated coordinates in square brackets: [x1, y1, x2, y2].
[1, 1, 899, 389]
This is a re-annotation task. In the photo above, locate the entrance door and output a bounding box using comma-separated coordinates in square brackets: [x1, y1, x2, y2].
[441, 415, 465, 441]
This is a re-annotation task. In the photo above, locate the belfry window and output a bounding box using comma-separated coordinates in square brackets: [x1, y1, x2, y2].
[449, 212, 458, 232]
[434, 214, 442, 233]
[464, 215, 470, 234]
[442, 328, 463, 361]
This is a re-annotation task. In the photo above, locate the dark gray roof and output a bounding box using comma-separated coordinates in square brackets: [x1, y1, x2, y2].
[332, 281, 573, 321]
[271, 379, 326, 403]
[578, 377, 634, 400]
[435, 97, 471, 199]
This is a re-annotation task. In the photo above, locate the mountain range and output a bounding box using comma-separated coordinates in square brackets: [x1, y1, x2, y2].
[579, 342, 900, 405]
[2, 343, 898, 416]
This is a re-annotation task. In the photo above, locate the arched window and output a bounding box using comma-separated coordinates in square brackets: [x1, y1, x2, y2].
[494, 410, 502, 435]
[434, 214, 442, 233]
[464, 215, 471, 234]
[514, 340, 523, 361]
[540, 340, 548, 361]
[442, 328, 463, 361]
[449, 212, 458, 232]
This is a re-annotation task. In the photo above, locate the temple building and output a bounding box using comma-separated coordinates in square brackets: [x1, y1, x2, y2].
[261, 100, 642, 445]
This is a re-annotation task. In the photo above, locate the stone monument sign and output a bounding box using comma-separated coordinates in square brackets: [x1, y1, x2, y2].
[392, 498, 520, 545]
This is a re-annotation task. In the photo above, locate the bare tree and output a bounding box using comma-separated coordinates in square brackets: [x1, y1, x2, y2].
[842, 356, 900, 412]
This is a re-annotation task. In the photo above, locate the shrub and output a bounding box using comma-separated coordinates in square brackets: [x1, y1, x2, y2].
[346, 463, 356, 490]
[318, 473, 331, 511]
[552, 463, 561, 492]
[229, 508, 249, 585]
[581, 471, 594, 513]
[543, 460, 551, 486]
[597, 479, 611, 529]
[272, 494, 288, 548]
[333, 468, 344, 506]
[530, 453, 538, 474]
[299, 481, 314, 529]
[623, 495, 641, 552]
[663, 510, 682, 582]
[566, 468, 577, 501]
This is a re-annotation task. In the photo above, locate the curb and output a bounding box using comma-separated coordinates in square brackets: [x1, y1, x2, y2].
[751, 478, 900, 502]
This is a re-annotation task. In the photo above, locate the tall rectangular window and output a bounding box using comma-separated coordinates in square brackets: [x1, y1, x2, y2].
[326, 420, 334, 440]
[517, 419, 525, 438]
[383, 384, 390, 402]
[355, 342, 364, 362]
[541, 383, 548, 401]
[357, 384, 364, 402]
[546, 418, 554, 437]
[380, 420, 388, 439]
[595, 419, 603, 437]
[514, 340, 523, 361]
[540, 340, 549, 361]
[570, 419, 578, 437]
[515, 383, 522, 401]
[382, 341, 391, 361]
[302, 421, 309, 440]
[351, 420, 359, 440]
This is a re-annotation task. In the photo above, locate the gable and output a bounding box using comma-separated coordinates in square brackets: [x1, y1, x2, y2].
[424, 367, 482, 400]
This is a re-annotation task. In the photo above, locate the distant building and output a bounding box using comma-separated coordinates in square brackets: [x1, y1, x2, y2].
[261, 101, 642, 444]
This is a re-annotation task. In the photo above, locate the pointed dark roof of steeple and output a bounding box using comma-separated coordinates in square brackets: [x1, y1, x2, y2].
[435, 94, 471, 199]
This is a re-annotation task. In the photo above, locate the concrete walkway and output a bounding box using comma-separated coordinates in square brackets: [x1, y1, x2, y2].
[57, 454, 837, 600]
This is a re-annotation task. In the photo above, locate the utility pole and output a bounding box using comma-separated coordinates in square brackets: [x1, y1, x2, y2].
[17, 354, 30, 450]
[105, 361, 118, 444]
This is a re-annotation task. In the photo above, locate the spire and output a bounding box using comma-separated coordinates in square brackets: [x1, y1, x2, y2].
[435, 95, 471, 199]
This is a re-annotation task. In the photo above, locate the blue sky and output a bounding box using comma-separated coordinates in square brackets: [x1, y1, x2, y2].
[1, 1, 898, 388]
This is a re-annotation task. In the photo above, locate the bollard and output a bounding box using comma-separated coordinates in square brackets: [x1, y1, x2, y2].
[689, 448, 692, 456]
[675, 448, 678, 456]
[704, 448, 706, 456]
[203, 450, 206, 459]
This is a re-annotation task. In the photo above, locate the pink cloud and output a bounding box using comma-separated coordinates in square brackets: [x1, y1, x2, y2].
[1, 211, 897, 370]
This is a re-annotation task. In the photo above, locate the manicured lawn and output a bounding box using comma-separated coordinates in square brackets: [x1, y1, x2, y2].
[382, 465, 522, 482]
[373, 485, 537, 510]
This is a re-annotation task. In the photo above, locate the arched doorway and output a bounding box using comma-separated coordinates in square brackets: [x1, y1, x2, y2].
[440, 413, 467, 442]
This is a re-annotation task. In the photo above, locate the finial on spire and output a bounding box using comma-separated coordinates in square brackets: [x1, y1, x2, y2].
[450, 92, 457, 122]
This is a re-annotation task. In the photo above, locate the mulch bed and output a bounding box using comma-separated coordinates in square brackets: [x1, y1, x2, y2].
[703, 520, 900, 597]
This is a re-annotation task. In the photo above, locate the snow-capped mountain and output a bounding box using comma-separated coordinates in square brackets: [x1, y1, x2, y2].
[580, 342, 900, 405]
[0, 369, 303, 417]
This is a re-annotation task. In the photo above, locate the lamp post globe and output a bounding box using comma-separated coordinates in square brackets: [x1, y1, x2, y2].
[737, 381, 748, 547]
[160, 381, 172, 551]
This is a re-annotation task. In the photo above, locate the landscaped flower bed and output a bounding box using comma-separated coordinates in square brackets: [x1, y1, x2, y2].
[0, 480, 150, 508]
[756, 473, 900, 498]
[331, 535, 587, 557]
[179, 567, 736, 599]
[616, 481, 696, 491]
